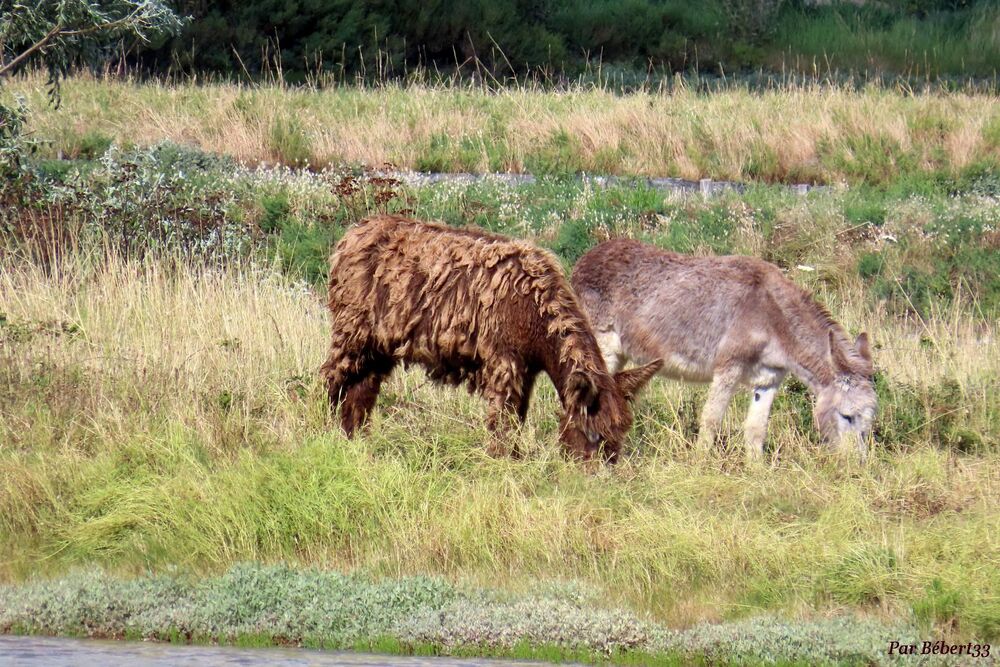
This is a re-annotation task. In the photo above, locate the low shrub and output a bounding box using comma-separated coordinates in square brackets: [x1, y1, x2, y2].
[0, 565, 939, 665]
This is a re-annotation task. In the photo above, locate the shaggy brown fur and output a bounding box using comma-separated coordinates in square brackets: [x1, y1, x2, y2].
[321, 215, 661, 461]
[572, 239, 876, 459]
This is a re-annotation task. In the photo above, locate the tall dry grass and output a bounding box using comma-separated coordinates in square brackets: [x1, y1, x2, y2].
[7, 73, 999, 183]
[1, 248, 997, 636]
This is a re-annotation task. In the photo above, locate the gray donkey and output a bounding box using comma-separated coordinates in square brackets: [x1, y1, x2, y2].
[571, 239, 877, 459]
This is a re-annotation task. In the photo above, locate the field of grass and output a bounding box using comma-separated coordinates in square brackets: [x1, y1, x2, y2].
[1, 238, 997, 658]
[1, 77, 999, 663]
[5, 73, 1000, 184]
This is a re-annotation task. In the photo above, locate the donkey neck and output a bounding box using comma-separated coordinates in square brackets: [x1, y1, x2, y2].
[778, 320, 839, 395]
[541, 328, 609, 406]
[785, 354, 835, 394]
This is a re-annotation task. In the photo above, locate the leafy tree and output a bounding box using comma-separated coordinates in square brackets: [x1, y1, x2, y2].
[0, 1, 182, 178]
[1, 0, 183, 99]
[0, 94, 28, 179]
[152, 0, 566, 81]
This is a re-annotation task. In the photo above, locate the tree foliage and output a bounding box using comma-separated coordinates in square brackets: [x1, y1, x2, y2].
[141, 0, 991, 82]
[146, 0, 752, 80]
[0, 95, 29, 178]
[1, 1, 182, 188]
[0, 1, 183, 98]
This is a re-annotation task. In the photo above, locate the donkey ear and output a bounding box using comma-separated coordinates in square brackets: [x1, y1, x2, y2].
[614, 359, 663, 401]
[855, 332, 872, 362]
[567, 371, 600, 413]
[829, 330, 852, 372]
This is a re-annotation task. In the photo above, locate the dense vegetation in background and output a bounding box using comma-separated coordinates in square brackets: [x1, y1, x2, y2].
[771, 1, 1000, 78]
[4, 73, 1000, 319]
[4, 139, 999, 316]
[127, 0, 999, 82]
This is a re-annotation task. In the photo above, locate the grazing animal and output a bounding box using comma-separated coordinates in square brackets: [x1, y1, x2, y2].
[571, 239, 876, 459]
[320, 216, 661, 462]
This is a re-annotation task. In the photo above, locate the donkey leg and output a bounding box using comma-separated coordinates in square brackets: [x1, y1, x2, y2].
[339, 356, 396, 436]
[484, 362, 528, 458]
[515, 372, 538, 423]
[697, 367, 742, 451]
[743, 385, 778, 460]
[323, 354, 362, 416]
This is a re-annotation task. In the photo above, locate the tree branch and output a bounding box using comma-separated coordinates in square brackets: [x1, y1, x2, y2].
[60, 7, 145, 38]
[0, 23, 63, 78]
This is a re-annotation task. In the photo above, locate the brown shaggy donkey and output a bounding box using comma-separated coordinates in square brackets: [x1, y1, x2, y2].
[572, 239, 876, 460]
[321, 216, 662, 461]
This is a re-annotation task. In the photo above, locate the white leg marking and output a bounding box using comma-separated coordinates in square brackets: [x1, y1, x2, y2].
[697, 367, 742, 451]
[743, 386, 778, 459]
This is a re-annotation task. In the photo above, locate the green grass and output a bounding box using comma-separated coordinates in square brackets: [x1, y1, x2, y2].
[6, 73, 999, 185]
[1, 167, 998, 646]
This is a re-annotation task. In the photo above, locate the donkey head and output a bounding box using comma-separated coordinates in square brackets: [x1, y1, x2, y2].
[560, 359, 663, 463]
[815, 331, 877, 458]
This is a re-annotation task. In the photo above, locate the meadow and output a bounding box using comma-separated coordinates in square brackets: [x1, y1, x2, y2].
[1, 75, 999, 663]
[7, 72, 1000, 184]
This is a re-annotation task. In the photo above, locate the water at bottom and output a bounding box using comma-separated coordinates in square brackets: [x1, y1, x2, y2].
[0, 635, 571, 667]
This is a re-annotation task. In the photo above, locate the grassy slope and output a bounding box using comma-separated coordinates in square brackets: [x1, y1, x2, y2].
[6, 74, 1000, 184]
[1, 78, 999, 658]
[1, 227, 997, 641]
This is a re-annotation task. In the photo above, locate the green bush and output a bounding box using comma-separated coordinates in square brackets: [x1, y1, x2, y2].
[843, 194, 887, 226]
[415, 133, 454, 173]
[857, 252, 885, 280]
[652, 205, 736, 255]
[548, 217, 594, 266]
[820, 545, 901, 606]
[273, 219, 341, 285]
[912, 579, 964, 631]
[827, 134, 916, 186]
[74, 130, 113, 160]
[269, 116, 312, 167]
[259, 192, 291, 234]
[524, 129, 587, 176]
[956, 161, 1000, 197]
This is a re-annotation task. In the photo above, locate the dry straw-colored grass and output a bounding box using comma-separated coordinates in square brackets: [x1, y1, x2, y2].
[1, 249, 997, 635]
[8, 73, 999, 182]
